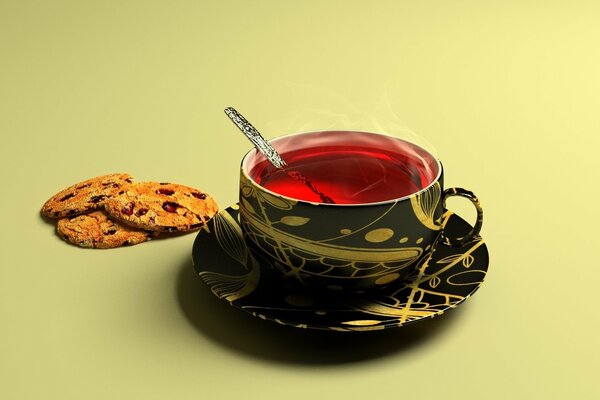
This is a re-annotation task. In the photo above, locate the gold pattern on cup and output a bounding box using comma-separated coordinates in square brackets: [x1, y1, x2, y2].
[364, 228, 395, 243]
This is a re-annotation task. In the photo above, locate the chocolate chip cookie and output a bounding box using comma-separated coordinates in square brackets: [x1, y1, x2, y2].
[57, 210, 154, 249]
[42, 173, 134, 218]
[103, 182, 218, 232]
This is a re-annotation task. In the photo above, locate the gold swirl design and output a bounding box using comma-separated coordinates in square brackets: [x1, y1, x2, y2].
[437, 253, 475, 269]
[199, 263, 259, 303]
[198, 210, 260, 302]
[239, 174, 427, 284]
[347, 298, 438, 320]
[244, 210, 422, 266]
[340, 239, 486, 329]
[213, 211, 247, 267]
[410, 181, 442, 231]
[447, 270, 487, 286]
[198, 207, 488, 331]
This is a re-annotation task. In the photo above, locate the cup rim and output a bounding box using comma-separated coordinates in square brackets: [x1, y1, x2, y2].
[240, 130, 443, 207]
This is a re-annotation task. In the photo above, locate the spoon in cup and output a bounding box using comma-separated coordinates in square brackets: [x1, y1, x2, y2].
[224, 107, 335, 204]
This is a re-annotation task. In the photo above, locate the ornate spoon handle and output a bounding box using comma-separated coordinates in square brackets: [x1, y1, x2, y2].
[224, 107, 287, 169]
[225, 107, 335, 204]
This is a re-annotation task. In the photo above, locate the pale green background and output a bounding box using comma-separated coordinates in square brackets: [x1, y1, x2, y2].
[1, 1, 598, 399]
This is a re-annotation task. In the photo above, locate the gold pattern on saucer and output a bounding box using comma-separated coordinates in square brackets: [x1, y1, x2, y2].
[337, 238, 486, 330]
[193, 206, 489, 332]
[341, 320, 382, 326]
[198, 211, 260, 302]
[213, 211, 247, 266]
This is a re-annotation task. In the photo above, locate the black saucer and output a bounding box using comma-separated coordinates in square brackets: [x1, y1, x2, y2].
[192, 204, 489, 332]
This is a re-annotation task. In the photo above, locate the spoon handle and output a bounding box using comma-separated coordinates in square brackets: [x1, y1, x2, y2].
[224, 107, 287, 169]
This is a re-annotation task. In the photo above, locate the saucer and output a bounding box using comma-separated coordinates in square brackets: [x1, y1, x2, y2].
[192, 204, 489, 332]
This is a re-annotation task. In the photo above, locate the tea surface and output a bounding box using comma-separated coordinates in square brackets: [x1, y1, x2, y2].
[250, 145, 434, 204]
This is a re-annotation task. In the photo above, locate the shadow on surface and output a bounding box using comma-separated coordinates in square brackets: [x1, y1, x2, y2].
[175, 258, 467, 365]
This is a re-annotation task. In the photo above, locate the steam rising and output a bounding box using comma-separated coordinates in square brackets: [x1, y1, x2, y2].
[264, 83, 437, 155]
[242, 84, 441, 203]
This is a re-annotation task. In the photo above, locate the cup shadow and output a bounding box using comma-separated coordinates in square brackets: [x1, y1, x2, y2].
[175, 257, 467, 365]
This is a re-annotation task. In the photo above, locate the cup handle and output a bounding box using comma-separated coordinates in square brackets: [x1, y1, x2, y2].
[440, 187, 483, 247]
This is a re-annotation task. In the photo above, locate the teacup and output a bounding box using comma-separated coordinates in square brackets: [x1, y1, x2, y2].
[239, 130, 483, 292]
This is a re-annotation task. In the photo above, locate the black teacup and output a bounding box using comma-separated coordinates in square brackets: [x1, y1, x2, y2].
[239, 131, 482, 292]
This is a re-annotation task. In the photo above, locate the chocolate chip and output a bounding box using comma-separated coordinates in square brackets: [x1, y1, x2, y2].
[158, 188, 174, 196]
[203, 215, 211, 221]
[125, 178, 133, 183]
[121, 203, 134, 215]
[159, 182, 169, 185]
[90, 195, 107, 204]
[191, 192, 206, 200]
[60, 193, 75, 202]
[136, 208, 148, 217]
[67, 209, 78, 215]
[118, 191, 125, 195]
[106, 228, 117, 235]
[162, 202, 179, 213]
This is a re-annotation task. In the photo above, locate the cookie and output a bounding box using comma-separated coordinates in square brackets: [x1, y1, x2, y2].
[42, 173, 134, 218]
[57, 210, 154, 249]
[103, 182, 218, 232]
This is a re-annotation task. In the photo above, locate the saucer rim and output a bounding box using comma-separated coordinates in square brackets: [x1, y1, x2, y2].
[192, 203, 489, 332]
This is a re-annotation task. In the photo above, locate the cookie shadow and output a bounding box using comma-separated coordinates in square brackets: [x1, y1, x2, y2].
[175, 258, 467, 365]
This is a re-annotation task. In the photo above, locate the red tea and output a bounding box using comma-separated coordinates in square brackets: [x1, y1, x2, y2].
[246, 131, 439, 204]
